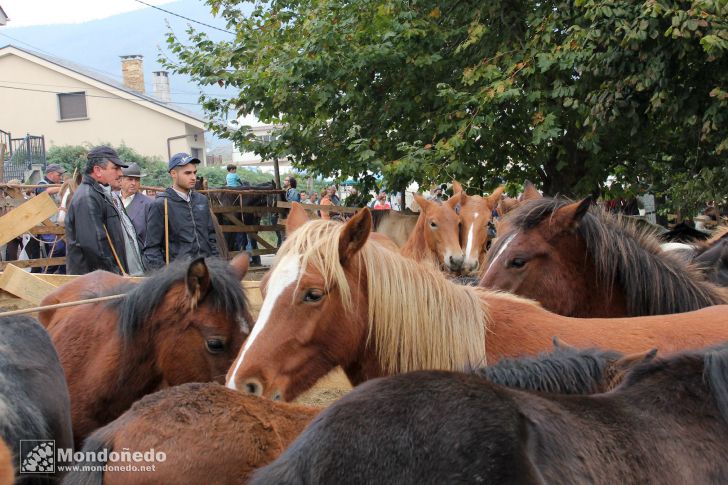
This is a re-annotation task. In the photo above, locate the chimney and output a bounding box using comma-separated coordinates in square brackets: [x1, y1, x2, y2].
[152, 71, 171, 103]
[120, 55, 145, 93]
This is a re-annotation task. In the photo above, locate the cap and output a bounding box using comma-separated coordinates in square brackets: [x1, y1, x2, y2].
[122, 162, 146, 178]
[87, 145, 128, 168]
[46, 163, 66, 174]
[168, 152, 201, 171]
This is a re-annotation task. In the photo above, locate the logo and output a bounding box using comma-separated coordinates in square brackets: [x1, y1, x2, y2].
[19, 440, 55, 474]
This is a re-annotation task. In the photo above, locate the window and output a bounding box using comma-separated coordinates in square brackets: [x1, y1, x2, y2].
[191, 147, 201, 160]
[58, 92, 87, 120]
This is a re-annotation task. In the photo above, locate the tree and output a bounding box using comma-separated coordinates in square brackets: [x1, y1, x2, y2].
[164, 0, 727, 212]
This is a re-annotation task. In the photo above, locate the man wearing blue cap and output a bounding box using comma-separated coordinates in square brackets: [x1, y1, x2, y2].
[65, 145, 130, 275]
[143, 153, 219, 269]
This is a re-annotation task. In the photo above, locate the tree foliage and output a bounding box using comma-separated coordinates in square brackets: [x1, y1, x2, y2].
[163, 0, 728, 213]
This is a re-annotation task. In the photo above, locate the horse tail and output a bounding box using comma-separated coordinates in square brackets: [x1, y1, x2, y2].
[61, 428, 114, 485]
[705, 344, 728, 424]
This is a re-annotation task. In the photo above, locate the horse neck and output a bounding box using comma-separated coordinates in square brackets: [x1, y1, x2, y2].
[482, 292, 728, 358]
[400, 212, 437, 264]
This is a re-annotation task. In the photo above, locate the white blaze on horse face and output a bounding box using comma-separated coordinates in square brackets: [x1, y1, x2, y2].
[226, 254, 300, 390]
[464, 212, 479, 262]
[482, 232, 517, 280]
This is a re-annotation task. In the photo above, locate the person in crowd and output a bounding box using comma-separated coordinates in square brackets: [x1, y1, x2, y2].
[372, 191, 392, 210]
[226, 164, 243, 187]
[116, 163, 153, 247]
[143, 153, 219, 269]
[35, 163, 68, 273]
[284, 176, 301, 202]
[65, 146, 129, 275]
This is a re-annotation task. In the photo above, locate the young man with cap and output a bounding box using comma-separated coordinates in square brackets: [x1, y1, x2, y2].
[143, 153, 219, 269]
[65, 145, 130, 275]
[116, 162, 153, 246]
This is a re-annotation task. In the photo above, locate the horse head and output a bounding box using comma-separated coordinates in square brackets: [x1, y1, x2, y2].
[458, 185, 504, 275]
[412, 192, 465, 273]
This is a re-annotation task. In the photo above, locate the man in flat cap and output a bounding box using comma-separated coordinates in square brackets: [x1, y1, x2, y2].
[116, 162, 153, 247]
[65, 145, 131, 275]
[143, 152, 219, 269]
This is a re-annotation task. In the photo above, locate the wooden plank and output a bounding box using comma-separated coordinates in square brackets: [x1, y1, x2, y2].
[29, 226, 65, 235]
[33, 274, 78, 287]
[0, 257, 66, 270]
[0, 264, 58, 304]
[212, 206, 286, 215]
[277, 201, 359, 214]
[220, 224, 284, 233]
[0, 191, 58, 245]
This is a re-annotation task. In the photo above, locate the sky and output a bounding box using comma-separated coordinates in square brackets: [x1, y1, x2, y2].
[2, 0, 178, 28]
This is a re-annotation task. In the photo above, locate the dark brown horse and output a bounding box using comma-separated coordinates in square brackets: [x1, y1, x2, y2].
[41, 255, 253, 447]
[481, 197, 728, 317]
[64, 342, 642, 484]
[0, 316, 73, 485]
[252, 342, 728, 485]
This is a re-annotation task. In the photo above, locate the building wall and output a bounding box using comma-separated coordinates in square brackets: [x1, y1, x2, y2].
[0, 52, 206, 163]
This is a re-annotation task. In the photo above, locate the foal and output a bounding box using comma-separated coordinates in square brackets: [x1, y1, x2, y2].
[44, 256, 252, 447]
[252, 343, 728, 485]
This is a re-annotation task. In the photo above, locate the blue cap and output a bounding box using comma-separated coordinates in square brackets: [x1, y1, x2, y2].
[168, 152, 201, 171]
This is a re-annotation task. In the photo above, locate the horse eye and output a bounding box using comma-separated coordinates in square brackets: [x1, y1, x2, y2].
[206, 338, 226, 354]
[508, 258, 527, 269]
[429, 221, 438, 229]
[303, 289, 324, 303]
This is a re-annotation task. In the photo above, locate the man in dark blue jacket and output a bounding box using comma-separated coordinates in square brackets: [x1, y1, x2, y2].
[143, 153, 219, 269]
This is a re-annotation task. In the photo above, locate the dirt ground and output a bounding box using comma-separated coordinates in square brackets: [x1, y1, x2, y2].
[294, 367, 353, 407]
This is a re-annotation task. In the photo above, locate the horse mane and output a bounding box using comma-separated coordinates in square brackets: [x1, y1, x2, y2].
[494, 197, 728, 316]
[370, 209, 390, 230]
[101, 258, 248, 343]
[473, 345, 622, 394]
[277, 219, 487, 374]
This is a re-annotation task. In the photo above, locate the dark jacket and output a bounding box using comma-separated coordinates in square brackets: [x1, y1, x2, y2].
[65, 175, 127, 275]
[143, 188, 219, 270]
[118, 192, 154, 247]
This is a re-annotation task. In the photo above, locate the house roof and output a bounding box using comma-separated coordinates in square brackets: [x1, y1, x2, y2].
[0, 44, 205, 129]
[0, 6, 7, 24]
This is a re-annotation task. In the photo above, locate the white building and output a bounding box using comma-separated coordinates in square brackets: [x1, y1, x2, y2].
[231, 117, 291, 174]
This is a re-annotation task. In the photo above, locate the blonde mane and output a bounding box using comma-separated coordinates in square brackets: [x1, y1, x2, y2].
[277, 219, 488, 374]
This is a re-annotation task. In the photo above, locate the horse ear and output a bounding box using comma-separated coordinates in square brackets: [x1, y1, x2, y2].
[553, 198, 591, 231]
[486, 186, 505, 209]
[521, 181, 541, 201]
[413, 193, 431, 213]
[229, 252, 250, 280]
[446, 191, 463, 210]
[552, 336, 577, 351]
[613, 348, 658, 371]
[339, 208, 372, 265]
[286, 202, 310, 236]
[186, 258, 211, 309]
[452, 180, 463, 194]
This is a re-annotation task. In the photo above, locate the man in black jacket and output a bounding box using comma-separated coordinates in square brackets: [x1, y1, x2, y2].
[143, 153, 219, 269]
[65, 146, 129, 275]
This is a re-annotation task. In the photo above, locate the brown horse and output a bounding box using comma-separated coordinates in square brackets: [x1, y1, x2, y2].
[400, 192, 465, 273]
[63, 383, 318, 485]
[225, 204, 728, 401]
[452, 181, 504, 274]
[371, 209, 419, 247]
[481, 197, 728, 317]
[42, 255, 253, 447]
[0, 438, 11, 485]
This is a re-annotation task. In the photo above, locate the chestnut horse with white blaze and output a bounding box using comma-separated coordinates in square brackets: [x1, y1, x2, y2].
[225, 203, 728, 401]
[452, 181, 504, 274]
[41, 255, 253, 447]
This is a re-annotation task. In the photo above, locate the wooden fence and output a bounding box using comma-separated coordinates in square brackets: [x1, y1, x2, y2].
[0, 185, 362, 271]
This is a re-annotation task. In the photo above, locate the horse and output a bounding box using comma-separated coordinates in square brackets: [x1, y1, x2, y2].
[225, 203, 728, 401]
[0, 438, 12, 485]
[65, 342, 645, 484]
[40, 255, 253, 448]
[62, 383, 318, 485]
[0, 316, 73, 485]
[400, 192, 465, 273]
[495, 180, 541, 219]
[451, 181, 504, 274]
[371, 209, 419, 247]
[662, 227, 728, 287]
[480, 197, 728, 317]
[252, 343, 728, 485]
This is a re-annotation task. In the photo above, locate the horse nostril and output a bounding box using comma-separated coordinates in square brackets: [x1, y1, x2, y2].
[273, 391, 282, 401]
[241, 378, 263, 396]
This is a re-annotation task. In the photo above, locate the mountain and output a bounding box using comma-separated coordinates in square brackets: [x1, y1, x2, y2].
[1, 0, 248, 131]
